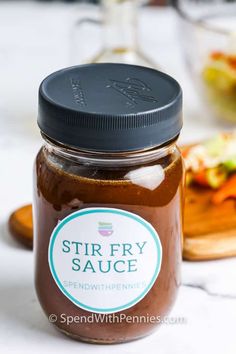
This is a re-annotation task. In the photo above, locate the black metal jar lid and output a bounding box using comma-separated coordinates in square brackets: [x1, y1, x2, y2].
[38, 63, 182, 152]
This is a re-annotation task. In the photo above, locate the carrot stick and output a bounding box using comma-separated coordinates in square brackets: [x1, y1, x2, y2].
[212, 174, 236, 205]
[194, 170, 208, 187]
[181, 146, 192, 158]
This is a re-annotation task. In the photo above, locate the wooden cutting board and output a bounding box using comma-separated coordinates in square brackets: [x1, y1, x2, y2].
[184, 184, 236, 260]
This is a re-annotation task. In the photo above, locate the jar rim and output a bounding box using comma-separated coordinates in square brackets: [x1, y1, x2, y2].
[42, 133, 179, 167]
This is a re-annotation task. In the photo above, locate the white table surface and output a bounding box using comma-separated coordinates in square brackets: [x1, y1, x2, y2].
[0, 2, 236, 354]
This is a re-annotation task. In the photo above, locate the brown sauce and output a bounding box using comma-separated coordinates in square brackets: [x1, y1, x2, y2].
[34, 146, 183, 343]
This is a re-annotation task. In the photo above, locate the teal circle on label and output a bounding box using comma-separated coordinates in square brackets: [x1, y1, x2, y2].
[48, 208, 162, 314]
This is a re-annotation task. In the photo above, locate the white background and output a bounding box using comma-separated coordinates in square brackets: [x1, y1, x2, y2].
[0, 2, 236, 354]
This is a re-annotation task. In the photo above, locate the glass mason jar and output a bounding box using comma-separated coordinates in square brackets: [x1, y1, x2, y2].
[174, 0, 236, 123]
[34, 63, 184, 344]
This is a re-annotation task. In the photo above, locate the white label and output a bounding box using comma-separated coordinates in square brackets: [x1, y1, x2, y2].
[48, 208, 162, 314]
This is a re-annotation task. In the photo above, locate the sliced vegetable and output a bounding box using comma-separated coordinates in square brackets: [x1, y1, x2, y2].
[193, 167, 227, 189]
[202, 52, 236, 122]
[193, 170, 209, 187]
[181, 146, 192, 158]
[183, 133, 236, 201]
[203, 63, 236, 92]
[212, 174, 236, 204]
[206, 167, 227, 189]
[223, 158, 236, 172]
[210, 51, 224, 61]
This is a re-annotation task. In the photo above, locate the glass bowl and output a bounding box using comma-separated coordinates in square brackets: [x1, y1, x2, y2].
[174, 0, 236, 123]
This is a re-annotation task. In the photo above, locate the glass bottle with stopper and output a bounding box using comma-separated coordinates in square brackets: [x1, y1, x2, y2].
[71, 0, 158, 68]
